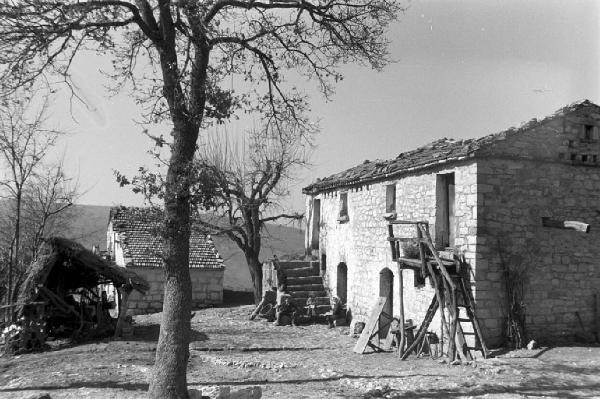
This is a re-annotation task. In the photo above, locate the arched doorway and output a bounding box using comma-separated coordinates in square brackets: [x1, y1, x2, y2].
[379, 268, 394, 337]
[337, 263, 348, 304]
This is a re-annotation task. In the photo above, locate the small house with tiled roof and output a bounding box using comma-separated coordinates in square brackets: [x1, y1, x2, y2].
[303, 100, 600, 345]
[107, 206, 225, 314]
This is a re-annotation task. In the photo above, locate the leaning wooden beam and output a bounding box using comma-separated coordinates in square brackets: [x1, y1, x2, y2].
[37, 286, 79, 317]
[542, 217, 590, 233]
[397, 262, 406, 357]
[417, 224, 456, 291]
[401, 296, 438, 360]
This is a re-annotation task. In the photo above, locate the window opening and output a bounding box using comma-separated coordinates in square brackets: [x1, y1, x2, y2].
[385, 184, 396, 213]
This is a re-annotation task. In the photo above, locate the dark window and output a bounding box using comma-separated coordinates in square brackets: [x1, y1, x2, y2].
[385, 184, 396, 213]
[571, 153, 577, 161]
[311, 199, 321, 249]
[338, 192, 348, 221]
[435, 173, 455, 249]
[582, 154, 589, 162]
[584, 125, 595, 141]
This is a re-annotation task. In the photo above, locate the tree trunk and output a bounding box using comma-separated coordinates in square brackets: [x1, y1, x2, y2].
[7, 191, 21, 306]
[148, 126, 196, 399]
[246, 255, 263, 304]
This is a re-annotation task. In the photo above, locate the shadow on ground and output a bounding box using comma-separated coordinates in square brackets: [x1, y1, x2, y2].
[131, 324, 208, 342]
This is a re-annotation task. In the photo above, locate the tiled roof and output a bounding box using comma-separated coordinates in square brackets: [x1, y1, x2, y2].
[109, 206, 224, 269]
[303, 100, 600, 194]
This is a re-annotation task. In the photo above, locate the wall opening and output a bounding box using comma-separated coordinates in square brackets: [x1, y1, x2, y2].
[379, 267, 394, 337]
[385, 184, 396, 213]
[311, 199, 321, 250]
[583, 124, 598, 141]
[435, 173, 455, 249]
[338, 192, 349, 222]
[337, 262, 348, 304]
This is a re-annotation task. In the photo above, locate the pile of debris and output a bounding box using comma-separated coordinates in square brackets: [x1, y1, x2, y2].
[1, 237, 148, 354]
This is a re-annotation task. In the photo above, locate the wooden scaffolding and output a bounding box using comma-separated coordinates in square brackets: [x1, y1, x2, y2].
[388, 220, 489, 361]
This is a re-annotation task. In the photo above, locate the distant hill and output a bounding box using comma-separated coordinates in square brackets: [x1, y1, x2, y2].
[63, 205, 305, 292]
[62, 205, 113, 250]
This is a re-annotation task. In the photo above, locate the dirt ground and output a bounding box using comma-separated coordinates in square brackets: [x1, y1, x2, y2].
[0, 305, 599, 398]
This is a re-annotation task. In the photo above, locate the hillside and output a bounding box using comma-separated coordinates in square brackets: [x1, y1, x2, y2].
[63, 205, 305, 291]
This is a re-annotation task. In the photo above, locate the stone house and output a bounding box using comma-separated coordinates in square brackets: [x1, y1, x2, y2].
[107, 206, 225, 314]
[303, 100, 600, 345]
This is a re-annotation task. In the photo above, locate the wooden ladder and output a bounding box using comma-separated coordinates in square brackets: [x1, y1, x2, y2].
[388, 220, 489, 360]
[454, 275, 490, 359]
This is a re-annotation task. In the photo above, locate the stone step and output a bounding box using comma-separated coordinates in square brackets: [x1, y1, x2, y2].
[290, 291, 328, 300]
[287, 283, 325, 292]
[286, 276, 323, 285]
[276, 261, 319, 271]
[288, 302, 331, 315]
[292, 297, 331, 309]
[283, 267, 320, 278]
[290, 295, 330, 304]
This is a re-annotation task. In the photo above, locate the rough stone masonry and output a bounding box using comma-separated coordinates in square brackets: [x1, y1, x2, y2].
[303, 100, 600, 346]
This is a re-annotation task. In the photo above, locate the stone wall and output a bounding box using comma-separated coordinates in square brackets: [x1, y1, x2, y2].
[309, 106, 600, 347]
[476, 112, 600, 344]
[314, 161, 478, 337]
[126, 267, 224, 315]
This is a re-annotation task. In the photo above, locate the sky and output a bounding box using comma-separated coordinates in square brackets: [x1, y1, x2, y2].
[45, 0, 600, 213]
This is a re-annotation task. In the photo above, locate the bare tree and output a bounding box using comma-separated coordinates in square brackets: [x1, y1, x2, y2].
[0, 93, 60, 305]
[0, 160, 78, 302]
[0, 1, 403, 396]
[21, 159, 78, 260]
[194, 120, 307, 303]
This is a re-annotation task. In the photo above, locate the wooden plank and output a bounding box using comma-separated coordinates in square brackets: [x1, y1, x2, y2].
[387, 237, 419, 242]
[542, 217, 590, 233]
[389, 220, 428, 225]
[353, 297, 388, 354]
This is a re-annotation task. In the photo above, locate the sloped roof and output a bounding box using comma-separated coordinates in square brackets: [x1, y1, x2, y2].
[18, 237, 149, 313]
[109, 206, 224, 269]
[303, 100, 600, 194]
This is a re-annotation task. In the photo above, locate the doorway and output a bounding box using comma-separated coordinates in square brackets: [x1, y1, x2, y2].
[337, 263, 348, 304]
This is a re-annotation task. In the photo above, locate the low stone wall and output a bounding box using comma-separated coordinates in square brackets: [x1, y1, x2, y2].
[126, 267, 224, 315]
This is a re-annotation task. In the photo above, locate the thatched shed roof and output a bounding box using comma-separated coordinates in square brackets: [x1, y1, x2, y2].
[17, 237, 149, 309]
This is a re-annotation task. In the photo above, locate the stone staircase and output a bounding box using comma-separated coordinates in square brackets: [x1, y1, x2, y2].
[276, 260, 331, 315]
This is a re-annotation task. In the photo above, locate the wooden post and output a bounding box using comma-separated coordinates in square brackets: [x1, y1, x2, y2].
[114, 285, 132, 339]
[397, 263, 405, 357]
[448, 288, 460, 360]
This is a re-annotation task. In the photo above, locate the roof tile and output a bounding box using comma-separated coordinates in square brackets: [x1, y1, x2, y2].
[303, 100, 600, 194]
[110, 206, 224, 269]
